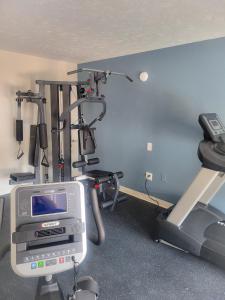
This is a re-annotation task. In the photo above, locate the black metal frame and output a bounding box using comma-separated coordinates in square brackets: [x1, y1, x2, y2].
[77, 83, 86, 174]
[36, 69, 132, 185]
[36, 79, 103, 183]
[50, 84, 61, 182]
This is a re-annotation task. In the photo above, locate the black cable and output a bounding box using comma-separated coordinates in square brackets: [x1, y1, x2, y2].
[144, 179, 160, 210]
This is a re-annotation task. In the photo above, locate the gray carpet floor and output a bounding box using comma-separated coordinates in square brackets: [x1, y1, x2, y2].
[1, 197, 225, 299]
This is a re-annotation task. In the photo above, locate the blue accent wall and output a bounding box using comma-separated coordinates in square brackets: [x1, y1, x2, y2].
[79, 38, 225, 212]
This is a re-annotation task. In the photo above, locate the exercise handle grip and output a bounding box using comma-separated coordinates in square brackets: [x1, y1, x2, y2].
[16, 120, 23, 142]
[72, 160, 87, 168]
[39, 123, 48, 149]
[87, 158, 100, 165]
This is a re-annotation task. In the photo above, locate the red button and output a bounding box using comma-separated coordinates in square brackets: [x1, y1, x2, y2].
[59, 257, 64, 264]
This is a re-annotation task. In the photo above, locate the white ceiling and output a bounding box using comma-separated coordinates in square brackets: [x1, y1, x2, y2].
[1, 0, 225, 63]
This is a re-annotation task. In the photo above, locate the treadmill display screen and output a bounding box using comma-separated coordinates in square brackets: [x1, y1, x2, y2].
[209, 119, 222, 130]
[31, 193, 67, 216]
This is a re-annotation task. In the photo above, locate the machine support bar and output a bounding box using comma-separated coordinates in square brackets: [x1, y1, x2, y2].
[38, 82, 47, 183]
[198, 172, 225, 205]
[62, 84, 72, 181]
[167, 168, 222, 227]
[50, 84, 61, 182]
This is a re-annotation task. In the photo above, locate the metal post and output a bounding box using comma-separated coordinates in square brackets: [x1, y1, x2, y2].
[62, 84, 72, 181]
[38, 82, 49, 183]
[50, 84, 61, 182]
[76, 85, 85, 175]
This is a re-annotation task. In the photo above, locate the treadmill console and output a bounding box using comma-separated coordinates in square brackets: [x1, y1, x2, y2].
[10, 181, 86, 278]
[199, 113, 225, 143]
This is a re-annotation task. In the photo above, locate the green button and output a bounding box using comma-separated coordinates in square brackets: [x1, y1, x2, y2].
[38, 261, 44, 268]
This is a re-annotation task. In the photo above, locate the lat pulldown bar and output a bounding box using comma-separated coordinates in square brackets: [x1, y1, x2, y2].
[67, 68, 133, 83]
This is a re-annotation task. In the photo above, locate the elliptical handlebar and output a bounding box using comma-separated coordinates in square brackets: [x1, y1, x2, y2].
[88, 187, 106, 246]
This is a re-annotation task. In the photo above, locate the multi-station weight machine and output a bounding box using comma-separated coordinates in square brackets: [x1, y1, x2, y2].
[10, 68, 132, 191]
[31, 68, 132, 211]
[10, 68, 132, 244]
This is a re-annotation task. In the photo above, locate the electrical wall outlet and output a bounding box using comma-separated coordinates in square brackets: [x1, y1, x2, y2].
[161, 173, 167, 183]
[145, 171, 153, 181]
[147, 142, 152, 152]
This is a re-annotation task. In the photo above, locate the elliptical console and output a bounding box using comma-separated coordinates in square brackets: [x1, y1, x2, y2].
[11, 181, 86, 277]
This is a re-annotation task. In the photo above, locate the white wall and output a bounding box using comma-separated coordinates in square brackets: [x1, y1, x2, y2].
[0, 49, 77, 194]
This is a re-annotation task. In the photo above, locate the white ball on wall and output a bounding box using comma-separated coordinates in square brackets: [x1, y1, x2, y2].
[139, 72, 149, 82]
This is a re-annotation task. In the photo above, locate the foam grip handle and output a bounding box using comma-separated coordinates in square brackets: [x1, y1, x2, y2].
[72, 160, 87, 168]
[39, 123, 48, 149]
[116, 171, 124, 179]
[16, 120, 23, 142]
[87, 158, 100, 165]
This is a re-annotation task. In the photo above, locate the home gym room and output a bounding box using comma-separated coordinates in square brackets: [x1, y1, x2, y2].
[1, 1, 225, 299]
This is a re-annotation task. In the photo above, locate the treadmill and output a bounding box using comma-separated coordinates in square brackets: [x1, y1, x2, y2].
[155, 113, 225, 269]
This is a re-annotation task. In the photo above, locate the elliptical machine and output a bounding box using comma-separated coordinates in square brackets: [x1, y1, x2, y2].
[155, 113, 225, 269]
[10, 180, 104, 299]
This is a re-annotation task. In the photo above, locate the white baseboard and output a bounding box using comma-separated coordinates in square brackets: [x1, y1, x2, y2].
[120, 186, 173, 209]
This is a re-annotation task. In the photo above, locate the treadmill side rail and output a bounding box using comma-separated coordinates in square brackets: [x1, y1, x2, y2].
[167, 168, 225, 227]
